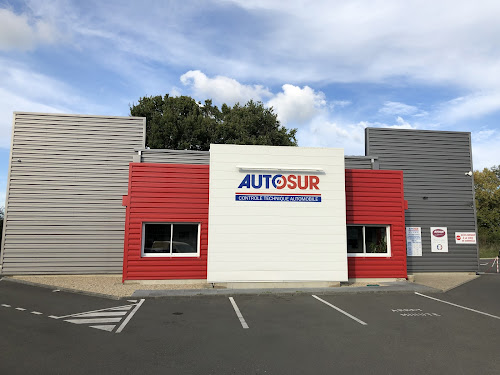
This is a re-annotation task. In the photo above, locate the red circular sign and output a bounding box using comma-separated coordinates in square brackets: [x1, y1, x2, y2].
[433, 229, 446, 237]
[456, 235, 461, 241]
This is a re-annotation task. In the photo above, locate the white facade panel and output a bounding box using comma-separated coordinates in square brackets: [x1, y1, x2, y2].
[207, 144, 347, 282]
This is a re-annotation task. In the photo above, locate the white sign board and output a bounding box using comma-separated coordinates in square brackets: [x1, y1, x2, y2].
[406, 227, 422, 256]
[455, 232, 477, 244]
[430, 227, 448, 252]
[207, 144, 347, 282]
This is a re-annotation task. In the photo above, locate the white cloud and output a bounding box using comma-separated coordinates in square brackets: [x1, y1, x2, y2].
[299, 115, 418, 156]
[180, 70, 272, 105]
[331, 100, 351, 109]
[180, 72, 331, 127]
[471, 129, 500, 170]
[0, 87, 64, 149]
[0, 8, 57, 50]
[379, 101, 419, 116]
[222, 0, 500, 90]
[438, 92, 500, 123]
[267, 84, 326, 125]
[0, 58, 110, 149]
[15, 0, 500, 94]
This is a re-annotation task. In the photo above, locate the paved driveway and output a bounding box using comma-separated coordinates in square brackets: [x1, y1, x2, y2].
[0, 275, 499, 374]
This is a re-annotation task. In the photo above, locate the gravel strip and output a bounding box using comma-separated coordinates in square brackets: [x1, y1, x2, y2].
[6, 275, 209, 298]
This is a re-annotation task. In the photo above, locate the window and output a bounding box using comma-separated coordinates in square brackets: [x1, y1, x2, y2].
[347, 225, 390, 256]
[142, 223, 200, 257]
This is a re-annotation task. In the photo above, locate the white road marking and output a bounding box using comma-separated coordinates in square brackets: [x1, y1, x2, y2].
[65, 317, 123, 324]
[229, 297, 249, 329]
[75, 311, 128, 318]
[1, 304, 11, 308]
[31, 311, 43, 315]
[415, 292, 500, 320]
[52, 290, 60, 293]
[49, 300, 144, 333]
[90, 325, 115, 332]
[55, 304, 133, 319]
[15, 307, 26, 311]
[312, 295, 367, 325]
[115, 299, 145, 333]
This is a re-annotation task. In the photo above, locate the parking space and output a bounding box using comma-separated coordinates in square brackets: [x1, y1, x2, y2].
[1, 276, 499, 374]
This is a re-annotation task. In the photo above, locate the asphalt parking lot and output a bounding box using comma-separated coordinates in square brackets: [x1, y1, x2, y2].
[1, 275, 499, 375]
[480, 257, 500, 273]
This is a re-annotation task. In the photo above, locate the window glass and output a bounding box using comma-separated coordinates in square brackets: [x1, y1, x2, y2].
[144, 224, 171, 254]
[172, 224, 198, 254]
[347, 226, 364, 253]
[365, 226, 388, 253]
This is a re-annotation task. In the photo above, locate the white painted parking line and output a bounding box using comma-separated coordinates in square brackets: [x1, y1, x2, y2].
[31, 311, 43, 315]
[229, 297, 249, 329]
[312, 295, 367, 325]
[415, 292, 500, 320]
[115, 299, 145, 333]
[1, 304, 11, 308]
[15, 307, 26, 311]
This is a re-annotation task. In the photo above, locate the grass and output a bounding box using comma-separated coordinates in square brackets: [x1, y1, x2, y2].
[479, 243, 500, 259]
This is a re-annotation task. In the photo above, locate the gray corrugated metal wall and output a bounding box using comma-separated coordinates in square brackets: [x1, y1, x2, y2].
[140, 149, 209, 164]
[142, 151, 371, 168]
[0, 113, 145, 274]
[366, 128, 479, 272]
[345, 156, 378, 170]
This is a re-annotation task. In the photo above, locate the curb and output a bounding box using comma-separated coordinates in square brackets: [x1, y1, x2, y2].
[1, 277, 442, 299]
[132, 282, 441, 298]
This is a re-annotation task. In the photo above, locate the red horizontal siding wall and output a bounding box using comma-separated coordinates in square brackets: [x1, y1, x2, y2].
[122, 163, 209, 281]
[345, 169, 407, 279]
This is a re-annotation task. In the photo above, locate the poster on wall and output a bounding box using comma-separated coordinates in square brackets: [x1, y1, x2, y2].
[406, 227, 422, 256]
[455, 232, 477, 244]
[430, 227, 448, 252]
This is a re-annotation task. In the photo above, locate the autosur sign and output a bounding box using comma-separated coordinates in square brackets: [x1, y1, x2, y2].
[235, 174, 321, 202]
[430, 227, 448, 253]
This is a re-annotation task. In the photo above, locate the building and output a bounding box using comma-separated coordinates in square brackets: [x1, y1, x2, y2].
[0, 113, 479, 282]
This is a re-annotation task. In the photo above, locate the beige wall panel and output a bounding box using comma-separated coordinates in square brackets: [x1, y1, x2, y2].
[1, 113, 145, 274]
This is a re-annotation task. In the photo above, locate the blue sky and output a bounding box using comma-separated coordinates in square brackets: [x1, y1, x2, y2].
[1, 0, 500, 205]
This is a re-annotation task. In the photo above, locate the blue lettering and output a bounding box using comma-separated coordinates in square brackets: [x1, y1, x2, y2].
[262, 174, 272, 189]
[251, 174, 263, 188]
[238, 174, 251, 189]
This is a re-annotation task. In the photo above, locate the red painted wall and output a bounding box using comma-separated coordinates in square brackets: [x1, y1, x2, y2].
[122, 163, 209, 281]
[345, 169, 407, 279]
[122, 164, 406, 281]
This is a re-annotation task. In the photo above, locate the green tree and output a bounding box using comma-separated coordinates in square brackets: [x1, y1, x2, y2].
[474, 166, 500, 255]
[130, 94, 297, 150]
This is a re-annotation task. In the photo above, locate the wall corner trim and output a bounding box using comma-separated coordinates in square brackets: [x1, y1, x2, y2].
[122, 195, 130, 207]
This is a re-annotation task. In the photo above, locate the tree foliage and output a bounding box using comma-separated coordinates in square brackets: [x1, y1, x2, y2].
[474, 166, 500, 246]
[130, 94, 297, 150]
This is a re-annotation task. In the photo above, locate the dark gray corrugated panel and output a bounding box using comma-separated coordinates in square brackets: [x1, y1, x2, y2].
[0, 112, 146, 275]
[366, 127, 479, 272]
[140, 149, 210, 164]
[344, 156, 376, 170]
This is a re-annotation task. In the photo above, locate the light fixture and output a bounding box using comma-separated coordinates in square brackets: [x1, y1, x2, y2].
[237, 166, 324, 173]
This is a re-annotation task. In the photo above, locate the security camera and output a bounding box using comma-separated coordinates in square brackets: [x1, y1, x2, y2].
[464, 171, 472, 177]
